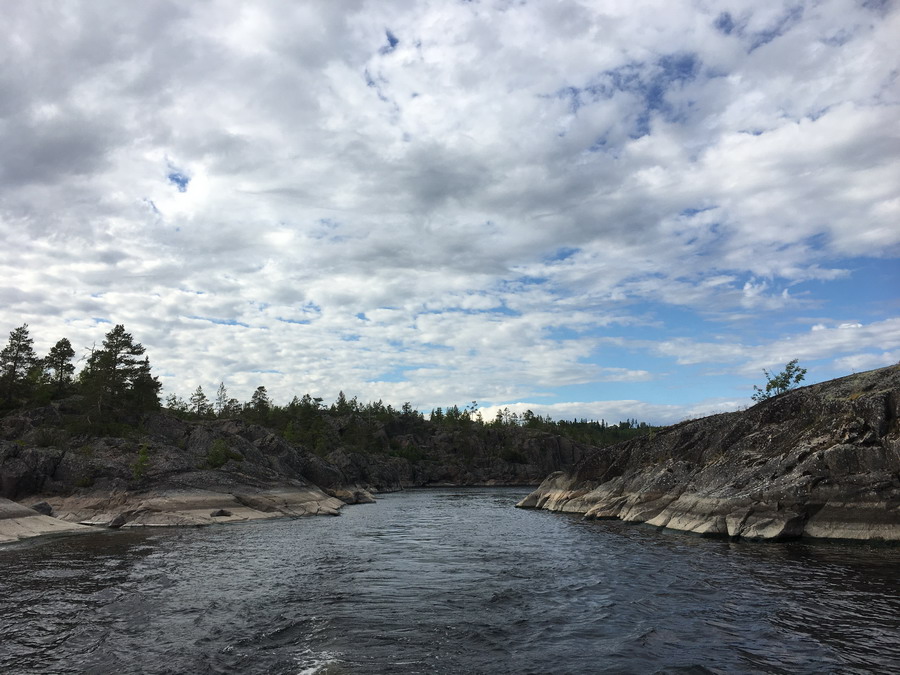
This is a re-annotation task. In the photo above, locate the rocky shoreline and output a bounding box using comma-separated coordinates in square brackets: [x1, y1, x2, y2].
[7, 365, 898, 545]
[0, 480, 534, 545]
[0, 498, 90, 544]
[0, 401, 584, 544]
[518, 365, 900, 542]
[0, 413, 367, 544]
[0, 481, 352, 545]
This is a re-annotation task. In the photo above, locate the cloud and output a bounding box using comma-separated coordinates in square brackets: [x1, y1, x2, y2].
[479, 397, 746, 427]
[1, 0, 898, 415]
[639, 317, 900, 376]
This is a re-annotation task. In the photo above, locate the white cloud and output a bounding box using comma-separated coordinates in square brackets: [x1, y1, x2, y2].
[833, 351, 900, 373]
[1, 1, 898, 413]
[638, 317, 900, 376]
[479, 396, 747, 427]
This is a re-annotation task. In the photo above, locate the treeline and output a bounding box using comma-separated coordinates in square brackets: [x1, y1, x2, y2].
[2, 323, 658, 451]
[0, 323, 161, 425]
[168, 387, 657, 455]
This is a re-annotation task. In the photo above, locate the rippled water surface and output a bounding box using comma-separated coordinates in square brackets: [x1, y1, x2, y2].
[2, 487, 899, 674]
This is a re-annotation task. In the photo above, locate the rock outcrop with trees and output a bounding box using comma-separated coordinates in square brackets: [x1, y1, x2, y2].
[518, 364, 900, 541]
[0, 323, 656, 542]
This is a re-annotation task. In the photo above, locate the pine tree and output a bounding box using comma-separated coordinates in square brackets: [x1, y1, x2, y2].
[244, 386, 270, 424]
[214, 382, 228, 417]
[165, 393, 190, 414]
[190, 385, 211, 417]
[332, 390, 350, 414]
[44, 337, 75, 395]
[130, 357, 162, 412]
[1, 324, 38, 404]
[80, 324, 160, 417]
[224, 397, 241, 417]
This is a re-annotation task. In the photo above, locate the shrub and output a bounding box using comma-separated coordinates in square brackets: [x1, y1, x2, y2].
[752, 359, 807, 402]
[207, 439, 243, 468]
[34, 428, 68, 448]
[389, 443, 425, 462]
[132, 443, 150, 480]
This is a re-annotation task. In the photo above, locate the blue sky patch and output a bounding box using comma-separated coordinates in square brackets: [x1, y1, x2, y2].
[679, 206, 716, 217]
[657, 53, 699, 82]
[372, 366, 407, 383]
[556, 53, 702, 140]
[380, 29, 399, 54]
[188, 316, 250, 327]
[714, 12, 735, 35]
[750, 5, 804, 51]
[167, 170, 190, 192]
[792, 257, 900, 319]
[546, 246, 580, 262]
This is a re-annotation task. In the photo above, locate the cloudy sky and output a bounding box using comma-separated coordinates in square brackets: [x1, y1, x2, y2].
[2, 0, 898, 424]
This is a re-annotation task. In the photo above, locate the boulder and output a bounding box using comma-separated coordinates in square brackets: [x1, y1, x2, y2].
[29, 501, 53, 516]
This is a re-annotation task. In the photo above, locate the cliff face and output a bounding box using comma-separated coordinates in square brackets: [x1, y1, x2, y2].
[518, 365, 900, 541]
[324, 425, 591, 491]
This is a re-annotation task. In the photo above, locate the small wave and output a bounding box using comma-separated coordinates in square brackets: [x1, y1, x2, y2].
[295, 647, 344, 675]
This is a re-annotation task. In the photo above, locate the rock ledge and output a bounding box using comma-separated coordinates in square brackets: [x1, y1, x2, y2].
[518, 366, 900, 541]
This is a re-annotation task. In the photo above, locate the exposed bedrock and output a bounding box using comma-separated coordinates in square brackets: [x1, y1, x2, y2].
[519, 365, 900, 541]
[1, 400, 588, 542]
[0, 497, 90, 544]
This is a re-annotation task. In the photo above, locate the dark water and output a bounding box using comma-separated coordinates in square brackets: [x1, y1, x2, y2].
[1, 488, 899, 674]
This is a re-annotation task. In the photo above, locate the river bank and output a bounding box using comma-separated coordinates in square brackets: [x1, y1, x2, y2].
[0, 498, 90, 544]
[0, 481, 348, 545]
[0, 401, 581, 544]
[519, 365, 900, 541]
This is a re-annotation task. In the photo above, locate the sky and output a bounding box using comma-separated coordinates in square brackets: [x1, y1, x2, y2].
[1, 0, 898, 425]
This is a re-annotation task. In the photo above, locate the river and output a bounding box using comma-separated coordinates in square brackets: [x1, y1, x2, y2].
[1, 487, 898, 674]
